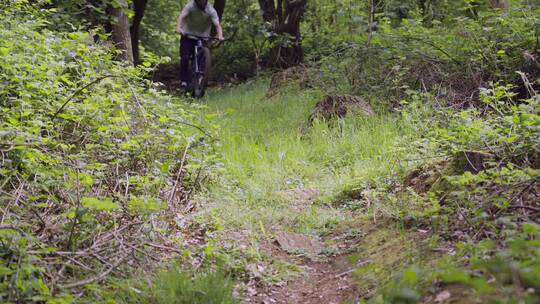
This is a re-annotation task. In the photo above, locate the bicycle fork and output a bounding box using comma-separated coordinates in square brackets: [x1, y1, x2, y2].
[194, 40, 204, 75]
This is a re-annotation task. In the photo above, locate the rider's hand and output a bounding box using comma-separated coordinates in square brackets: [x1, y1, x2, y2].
[218, 35, 224, 41]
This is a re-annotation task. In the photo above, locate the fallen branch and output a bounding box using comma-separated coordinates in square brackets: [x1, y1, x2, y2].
[58, 253, 131, 289]
[144, 242, 184, 254]
[508, 205, 540, 212]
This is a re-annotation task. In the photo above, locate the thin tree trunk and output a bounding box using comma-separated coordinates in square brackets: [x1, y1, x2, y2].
[110, 1, 134, 64]
[258, 0, 306, 68]
[210, 0, 226, 37]
[258, 0, 276, 23]
[131, 0, 148, 65]
[367, 0, 375, 46]
[214, 0, 226, 20]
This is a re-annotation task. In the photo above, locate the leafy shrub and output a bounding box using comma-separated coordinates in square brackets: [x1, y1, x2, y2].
[308, 3, 540, 107]
[426, 83, 539, 234]
[379, 223, 540, 303]
[0, 2, 219, 302]
[370, 80, 540, 302]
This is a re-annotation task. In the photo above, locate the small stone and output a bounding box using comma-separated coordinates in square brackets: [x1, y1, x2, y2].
[435, 290, 451, 302]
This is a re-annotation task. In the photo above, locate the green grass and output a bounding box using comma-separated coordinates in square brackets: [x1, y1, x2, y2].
[102, 81, 429, 304]
[151, 270, 237, 304]
[107, 268, 237, 304]
[196, 80, 418, 235]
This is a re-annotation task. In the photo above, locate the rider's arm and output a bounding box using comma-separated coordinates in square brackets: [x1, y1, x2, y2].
[176, 13, 187, 34]
[209, 8, 224, 41]
[214, 21, 224, 41]
[176, 4, 191, 34]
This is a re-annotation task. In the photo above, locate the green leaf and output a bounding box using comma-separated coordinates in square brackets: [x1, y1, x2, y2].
[403, 268, 419, 284]
[128, 196, 164, 214]
[79, 174, 93, 190]
[0, 266, 14, 276]
[81, 197, 118, 211]
[441, 269, 470, 284]
[469, 277, 493, 293]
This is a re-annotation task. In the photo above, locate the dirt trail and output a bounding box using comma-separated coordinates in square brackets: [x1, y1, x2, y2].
[247, 241, 361, 304]
[242, 187, 367, 304]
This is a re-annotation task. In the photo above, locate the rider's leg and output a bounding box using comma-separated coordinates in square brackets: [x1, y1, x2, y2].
[179, 36, 197, 84]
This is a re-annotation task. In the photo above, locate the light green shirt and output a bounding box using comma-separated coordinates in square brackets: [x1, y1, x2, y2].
[180, 1, 219, 37]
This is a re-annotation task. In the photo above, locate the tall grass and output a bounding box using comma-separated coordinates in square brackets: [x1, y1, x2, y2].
[112, 269, 237, 304]
[198, 81, 417, 234]
[151, 270, 237, 304]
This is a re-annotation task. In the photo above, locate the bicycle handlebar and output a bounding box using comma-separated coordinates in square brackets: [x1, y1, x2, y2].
[180, 32, 229, 42]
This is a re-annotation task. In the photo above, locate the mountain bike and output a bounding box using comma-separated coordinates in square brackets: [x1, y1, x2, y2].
[182, 33, 221, 98]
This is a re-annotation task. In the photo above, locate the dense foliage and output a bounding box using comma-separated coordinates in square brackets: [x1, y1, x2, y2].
[1, 0, 539, 303]
[0, 1, 219, 302]
[378, 86, 540, 303]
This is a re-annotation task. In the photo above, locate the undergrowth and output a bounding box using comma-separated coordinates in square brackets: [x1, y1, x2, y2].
[356, 83, 540, 303]
[0, 2, 221, 302]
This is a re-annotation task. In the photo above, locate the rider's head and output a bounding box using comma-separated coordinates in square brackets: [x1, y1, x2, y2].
[194, 0, 208, 10]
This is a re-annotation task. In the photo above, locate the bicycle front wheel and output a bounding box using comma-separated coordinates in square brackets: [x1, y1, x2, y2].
[191, 47, 211, 98]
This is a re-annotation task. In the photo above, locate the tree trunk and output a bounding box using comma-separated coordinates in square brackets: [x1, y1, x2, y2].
[210, 0, 226, 37]
[367, 0, 375, 46]
[259, 0, 307, 69]
[367, 0, 384, 45]
[110, 1, 134, 64]
[258, 0, 276, 22]
[214, 0, 226, 20]
[130, 0, 148, 65]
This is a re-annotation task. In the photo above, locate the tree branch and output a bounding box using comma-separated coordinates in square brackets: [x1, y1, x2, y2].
[53, 75, 122, 119]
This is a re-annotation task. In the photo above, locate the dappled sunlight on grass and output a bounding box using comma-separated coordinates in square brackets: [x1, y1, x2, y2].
[198, 81, 417, 233]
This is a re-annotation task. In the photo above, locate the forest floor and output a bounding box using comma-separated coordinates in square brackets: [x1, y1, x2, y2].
[190, 81, 437, 303]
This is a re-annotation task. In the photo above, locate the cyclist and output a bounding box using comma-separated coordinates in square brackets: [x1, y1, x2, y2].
[175, 0, 224, 89]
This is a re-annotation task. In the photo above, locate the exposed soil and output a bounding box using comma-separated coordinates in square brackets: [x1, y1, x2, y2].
[152, 63, 183, 92]
[247, 240, 361, 304]
[244, 215, 439, 304]
[244, 184, 363, 303]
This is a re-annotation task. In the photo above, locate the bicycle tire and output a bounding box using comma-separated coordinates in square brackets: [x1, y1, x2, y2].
[191, 47, 211, 98]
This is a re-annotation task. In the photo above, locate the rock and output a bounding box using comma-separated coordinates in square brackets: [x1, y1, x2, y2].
[435, 290, 451, 302]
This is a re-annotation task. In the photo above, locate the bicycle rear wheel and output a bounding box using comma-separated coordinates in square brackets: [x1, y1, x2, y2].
[191, 47, 211, 98]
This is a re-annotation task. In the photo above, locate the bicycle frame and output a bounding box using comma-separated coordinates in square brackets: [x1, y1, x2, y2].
[184, 34, 213, 79]
[181, 33, 222, 97]
[193, 39, 204, 77]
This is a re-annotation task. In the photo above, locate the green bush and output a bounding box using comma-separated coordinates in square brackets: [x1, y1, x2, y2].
[372, 81, 540, 302]
[0, 2, 219, 302]
[307, 2, 540, 107]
